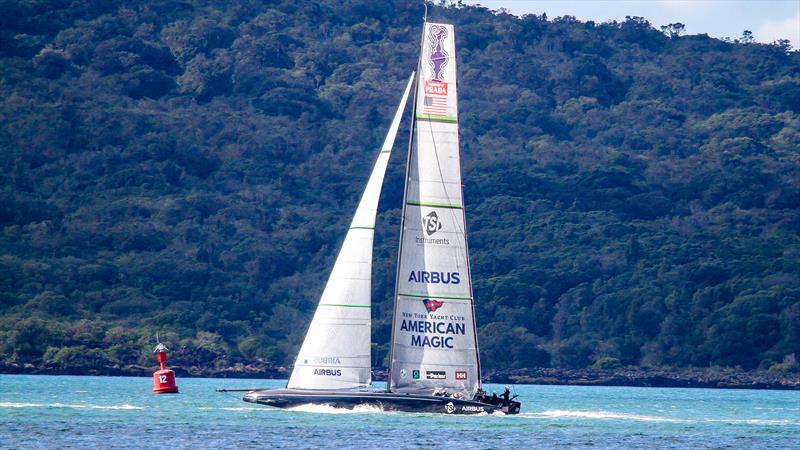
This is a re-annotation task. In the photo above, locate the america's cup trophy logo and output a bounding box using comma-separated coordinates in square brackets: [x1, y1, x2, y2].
[427, 25, 449, 82]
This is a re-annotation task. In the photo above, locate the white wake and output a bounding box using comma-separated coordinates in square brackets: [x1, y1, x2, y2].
[704, 418, 798, 426]
[522, 409, 799, 426]
[523, 409, 684, 423]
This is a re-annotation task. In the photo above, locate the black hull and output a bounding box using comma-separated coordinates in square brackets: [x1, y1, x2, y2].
[243, 389, 521, 415]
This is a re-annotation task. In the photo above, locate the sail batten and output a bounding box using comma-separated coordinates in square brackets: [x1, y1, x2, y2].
[389, 23, 481, 398]
[286, 74, 415, 391]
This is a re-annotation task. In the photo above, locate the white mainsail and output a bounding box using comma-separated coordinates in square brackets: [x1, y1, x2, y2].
[287, 74, 415, 390]
[389, 23, 481, 397]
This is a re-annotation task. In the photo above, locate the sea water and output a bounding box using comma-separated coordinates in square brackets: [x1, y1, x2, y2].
[1, 375, 798, 448]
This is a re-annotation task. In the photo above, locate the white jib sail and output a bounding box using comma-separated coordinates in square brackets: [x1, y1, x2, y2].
[389, 23, 481, 398]
[287, 74, 414, 390]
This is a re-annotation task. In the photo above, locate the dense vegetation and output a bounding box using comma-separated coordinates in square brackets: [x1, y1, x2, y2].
[1, 0, 798, 375]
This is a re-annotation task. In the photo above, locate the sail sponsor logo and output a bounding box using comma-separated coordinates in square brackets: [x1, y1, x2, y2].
[416, 211, 450, 246]
[412, 370, 420, 379]
[424, 24, 450, 116]
[412, 335, 452, 348]
[426, 370, 446, 380]
[400, 319, 466, 349]
[422, 211, 443, 236]
[400, 320, 466, 335]
[407, 271, 460, 284]
[422, 82, 448, 116]
[455, 371, 467, 380]
[415, 236, 450, 245]
[401, 311, 465, 322]
[427, 25, 449, 82]
[313, 369, 341, 377]
[400, 369, 407, 379]
[424, 81, 448, 96]
[313, 356, 341, 365]
[422, 299, 444, 312]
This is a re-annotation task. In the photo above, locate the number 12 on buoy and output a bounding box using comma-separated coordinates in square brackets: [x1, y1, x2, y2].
[152, 341, 179, 394]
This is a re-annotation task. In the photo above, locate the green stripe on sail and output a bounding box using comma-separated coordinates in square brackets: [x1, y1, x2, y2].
[319, 303, 370, 308]
[380, 150, 391, 154]
[349, 226, 375, 230]
[406, 200, 463, 209]
[416, 114, 458, 123]
[399, 293, 473, 301]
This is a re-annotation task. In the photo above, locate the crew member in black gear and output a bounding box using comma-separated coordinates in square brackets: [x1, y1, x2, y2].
[501, 386, 510, 402]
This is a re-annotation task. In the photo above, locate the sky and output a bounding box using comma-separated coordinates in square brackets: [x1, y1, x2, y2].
[461, 0, 800, 49]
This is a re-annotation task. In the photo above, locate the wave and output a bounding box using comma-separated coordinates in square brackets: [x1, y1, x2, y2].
[523, 409, 684, 423]
[221, 406, 271, 411]
[704, 419, 799, 426]
[521, 410, 800, 426]
[287, 403, 385, 414]
[0, 402, 143, 410]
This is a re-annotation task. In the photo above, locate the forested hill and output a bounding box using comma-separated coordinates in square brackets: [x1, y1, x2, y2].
[1, 0, 799, 376]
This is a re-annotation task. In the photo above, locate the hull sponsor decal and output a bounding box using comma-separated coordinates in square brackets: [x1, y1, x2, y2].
[426, 370, 446, 380]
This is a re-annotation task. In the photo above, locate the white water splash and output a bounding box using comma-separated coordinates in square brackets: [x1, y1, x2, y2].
[287, 403, 385, 414]
[524, 409, 685, 423]
[0, 402, 143, 410]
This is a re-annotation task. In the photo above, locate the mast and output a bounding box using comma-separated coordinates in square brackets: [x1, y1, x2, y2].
[458, 80, 481, 394]
[387, 9, 427, 393]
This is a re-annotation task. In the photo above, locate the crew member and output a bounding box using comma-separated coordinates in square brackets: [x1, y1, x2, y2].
[501, 385, 510, 402]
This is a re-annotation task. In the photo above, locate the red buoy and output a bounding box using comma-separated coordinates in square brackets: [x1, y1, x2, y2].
[152, 342, 179, 394]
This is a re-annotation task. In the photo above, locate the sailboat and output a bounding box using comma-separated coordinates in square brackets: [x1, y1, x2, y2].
[239, 20, 521, 415]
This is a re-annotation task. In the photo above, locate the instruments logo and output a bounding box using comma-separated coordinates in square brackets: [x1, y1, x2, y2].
[422, 211, 443, 236]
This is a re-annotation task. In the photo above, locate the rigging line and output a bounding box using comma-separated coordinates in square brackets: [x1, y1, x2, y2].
[218, 390, 248, 402]
[421, 115, 466, 238]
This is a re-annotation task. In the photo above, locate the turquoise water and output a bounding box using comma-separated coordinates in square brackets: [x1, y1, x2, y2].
[1, 375, 798, 449]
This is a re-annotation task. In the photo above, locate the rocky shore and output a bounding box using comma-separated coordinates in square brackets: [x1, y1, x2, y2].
[2, 363, 797, 390]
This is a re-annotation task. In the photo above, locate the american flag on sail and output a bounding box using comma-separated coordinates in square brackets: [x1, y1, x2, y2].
[422, 81, 448, 116]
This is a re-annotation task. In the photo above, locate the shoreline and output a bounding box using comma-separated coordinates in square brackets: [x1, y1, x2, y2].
[2, 363, 797, 391]
[486, 367, 800, 391]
